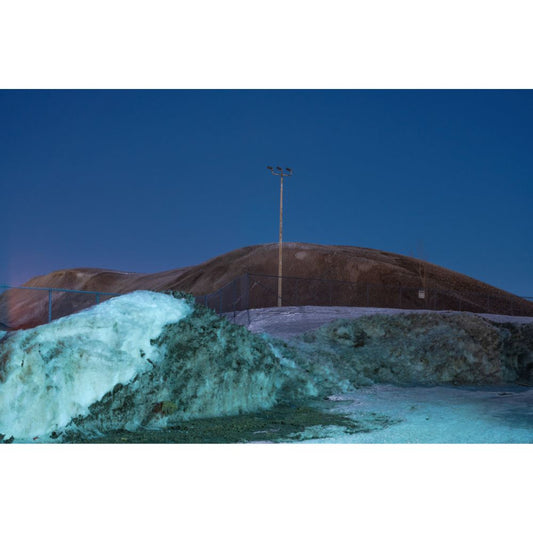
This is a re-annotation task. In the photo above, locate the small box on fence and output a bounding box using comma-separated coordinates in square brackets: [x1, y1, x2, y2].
[418, 289, 425, 299]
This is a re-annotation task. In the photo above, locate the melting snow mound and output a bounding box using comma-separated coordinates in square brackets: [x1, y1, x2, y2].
[0, 291, 192, 440]
[2, 292, 531, 444]
[0, 291, 307, 442]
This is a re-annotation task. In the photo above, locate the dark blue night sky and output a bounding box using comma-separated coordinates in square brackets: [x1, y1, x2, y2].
[1, 90, 532, 295]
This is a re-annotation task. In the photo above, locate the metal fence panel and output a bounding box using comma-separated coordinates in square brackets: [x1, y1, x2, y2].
[2, 273, 532, 330]
[0, 285, 121, 329]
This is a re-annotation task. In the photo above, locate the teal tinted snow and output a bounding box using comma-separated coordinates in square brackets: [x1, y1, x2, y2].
[0, 291, 191, 439]
[0, 293, 532, 443]
[297, 385, 533, 444]
[231, 306, 533, 341]
[288, 313, 533, 387]
[63, 303, 309, 440]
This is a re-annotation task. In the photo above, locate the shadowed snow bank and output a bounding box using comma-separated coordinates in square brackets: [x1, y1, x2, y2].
[63, 299, 314, 441]
[0, 292, 314, 441]
[230, 305, 533, 340]
[273, 312, 533, 390]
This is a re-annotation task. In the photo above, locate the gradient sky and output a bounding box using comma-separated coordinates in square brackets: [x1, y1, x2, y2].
[1, 90, 531, 295]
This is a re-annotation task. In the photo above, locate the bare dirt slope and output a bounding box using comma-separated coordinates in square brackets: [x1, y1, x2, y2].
[2, 242, 532, 328]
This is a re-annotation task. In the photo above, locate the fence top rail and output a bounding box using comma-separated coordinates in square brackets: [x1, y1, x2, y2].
[0, 285, 122, 297]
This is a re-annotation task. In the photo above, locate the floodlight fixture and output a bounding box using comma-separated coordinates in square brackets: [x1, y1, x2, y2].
[267, 165, 293, 178]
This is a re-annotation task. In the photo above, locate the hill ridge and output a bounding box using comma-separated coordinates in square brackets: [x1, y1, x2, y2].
[2, 242, 532, 328]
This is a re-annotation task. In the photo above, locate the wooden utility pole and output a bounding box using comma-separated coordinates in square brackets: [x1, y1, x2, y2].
[267, 166, 292, 306]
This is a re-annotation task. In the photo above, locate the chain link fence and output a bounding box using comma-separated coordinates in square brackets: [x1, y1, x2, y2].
[196, 273, 533, 318]
[0, 285, 121, 330]
[1, 274, 532, 330]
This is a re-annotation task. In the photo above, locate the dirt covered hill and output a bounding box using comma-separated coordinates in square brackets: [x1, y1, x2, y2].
[2, 242, 532, 328]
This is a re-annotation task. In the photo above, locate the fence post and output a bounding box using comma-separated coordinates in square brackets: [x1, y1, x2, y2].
[244, 272, 250, 310]
[366, 283, 369, 307]
[95, 293, 100, 305]
[48, 289, 52, 323]
[232, 278, 237, 320]
[243, 273, 251, 325]
[398, 285, 402, 308]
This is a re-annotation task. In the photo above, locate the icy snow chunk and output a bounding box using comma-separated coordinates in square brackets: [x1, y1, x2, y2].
[0, 291, 191, 439]
[70, 305, 300, 436]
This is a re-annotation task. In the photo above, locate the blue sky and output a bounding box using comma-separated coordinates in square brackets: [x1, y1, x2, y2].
[1, 89, 531, 295]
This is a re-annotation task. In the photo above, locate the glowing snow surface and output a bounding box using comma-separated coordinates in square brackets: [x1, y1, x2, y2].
[0, 291, 191, 440]
[1, 299, 531, 443]
[297, 385, 533, 443]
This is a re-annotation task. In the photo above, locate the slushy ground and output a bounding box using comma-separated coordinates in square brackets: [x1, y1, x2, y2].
[63, 402, 390, 443]
[65, 385, 532, 444]
[299, 384, 533, 444]
[227, 307, 533, 444]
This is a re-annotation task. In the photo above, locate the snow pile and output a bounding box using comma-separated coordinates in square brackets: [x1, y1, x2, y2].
[0, 291, 191, 440]
[1, 293, 531, 443]
[232, 306, 533, 340]
[0, 291, 312, 442]
[278, 312, 533, 390]
[64, 302, 313, 440]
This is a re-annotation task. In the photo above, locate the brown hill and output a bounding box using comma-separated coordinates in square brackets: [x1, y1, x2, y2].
[2, 242, 532, 329]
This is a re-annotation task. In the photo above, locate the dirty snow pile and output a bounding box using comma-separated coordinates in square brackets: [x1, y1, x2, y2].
[1, 291, 532, 443]
[273, 313, 533, 391]
[0, 292, 192, 440]
[0, 292, 308, 442]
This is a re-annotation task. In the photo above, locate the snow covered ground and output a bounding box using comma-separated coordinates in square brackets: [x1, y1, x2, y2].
[230, 306, 533, 444]
[1, 295, 531, 443]
[228, 305, 533, 340]
[296, 385, 533, 443]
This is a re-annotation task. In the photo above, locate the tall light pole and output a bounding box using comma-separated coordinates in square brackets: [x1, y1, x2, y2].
[267, 165, 293, 307]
